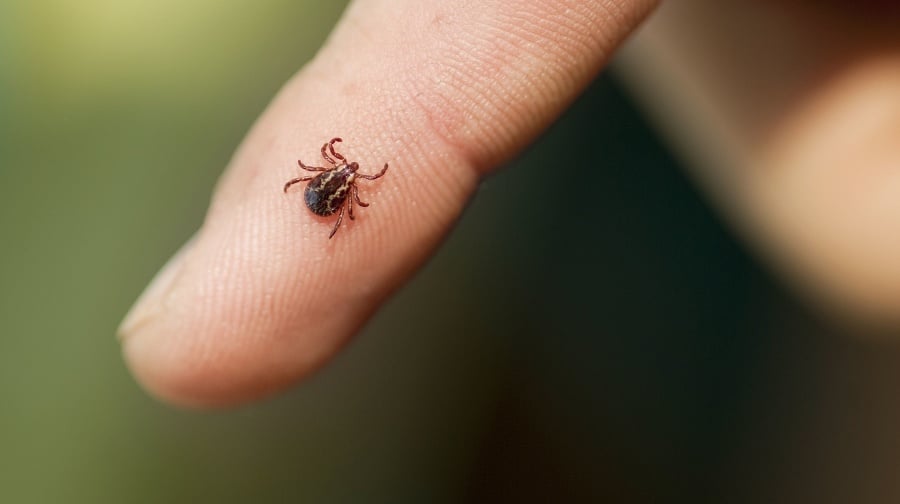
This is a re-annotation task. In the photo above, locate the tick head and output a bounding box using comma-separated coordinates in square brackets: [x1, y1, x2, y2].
[347, 162, 359, 172]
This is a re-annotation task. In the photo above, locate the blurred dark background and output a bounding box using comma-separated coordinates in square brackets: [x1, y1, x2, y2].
[4, 2, 900, 503]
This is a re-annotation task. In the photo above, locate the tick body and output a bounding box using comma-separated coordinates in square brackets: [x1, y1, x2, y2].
[283, 137, 388, 239]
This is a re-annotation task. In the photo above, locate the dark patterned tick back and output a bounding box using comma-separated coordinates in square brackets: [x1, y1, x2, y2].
[283, 137, 388, 239]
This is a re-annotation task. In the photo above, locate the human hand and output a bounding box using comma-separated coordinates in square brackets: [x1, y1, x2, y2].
[118, 0, 660, 407]
[618, 1, 900, 329]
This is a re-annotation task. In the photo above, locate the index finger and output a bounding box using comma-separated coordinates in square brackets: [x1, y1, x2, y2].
[119, 0, 659, 407]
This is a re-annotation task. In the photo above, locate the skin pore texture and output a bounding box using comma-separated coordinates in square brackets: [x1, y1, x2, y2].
[119, 0, 660, 407]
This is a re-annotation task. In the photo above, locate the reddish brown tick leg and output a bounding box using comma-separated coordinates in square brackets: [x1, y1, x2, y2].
[284, 138, 388, 238]
[356, 163, 388, 180]
[283, 175, 313, 193]
[298, 159, 328, 172]
[328, 204, 345, 239]
[353, 185, 369, 207]
[321, 142, 337, 165]
[326, 137, 346, 163]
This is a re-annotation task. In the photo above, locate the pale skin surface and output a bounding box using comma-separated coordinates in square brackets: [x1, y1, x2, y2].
[120, 0, 900, 408]
[119, 0, 661, 407]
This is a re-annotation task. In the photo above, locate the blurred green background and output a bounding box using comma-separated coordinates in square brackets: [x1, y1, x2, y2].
[5, 1, 900, 503]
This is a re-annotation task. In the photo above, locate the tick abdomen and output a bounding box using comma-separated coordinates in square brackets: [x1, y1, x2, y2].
[304, 168, 352, 216]
[284, 137, 388, 239]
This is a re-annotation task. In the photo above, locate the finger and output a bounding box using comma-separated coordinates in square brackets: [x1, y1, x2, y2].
[617, 1, 900, 328]
[119, 0, 659, 407]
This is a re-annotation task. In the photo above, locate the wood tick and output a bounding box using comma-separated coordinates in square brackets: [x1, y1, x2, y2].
[283, 137, 389, 239]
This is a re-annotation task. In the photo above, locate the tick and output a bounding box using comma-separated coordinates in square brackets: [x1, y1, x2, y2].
[283, 137, 389, 239]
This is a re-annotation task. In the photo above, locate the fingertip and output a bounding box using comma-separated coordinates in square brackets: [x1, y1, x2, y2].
[122, 331, 226, 409]
[122, 328, 301, 409]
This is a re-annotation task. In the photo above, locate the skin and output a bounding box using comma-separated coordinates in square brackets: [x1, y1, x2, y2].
[119, 0, 661, 407]
[616, 1, 900, 329]
[120, 0, 900, 408]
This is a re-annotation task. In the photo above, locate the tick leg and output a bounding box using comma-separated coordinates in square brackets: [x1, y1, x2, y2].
[299, 159, 328, 172]
[283, 175, 314, 192]
[357, 163, 388, 180]
[326, 137, 346, 164]
[321, 143, 337, 165]
[329, 202, 345, 239]
[353, 184, 369, 207]
[347, 192, 355, 220]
